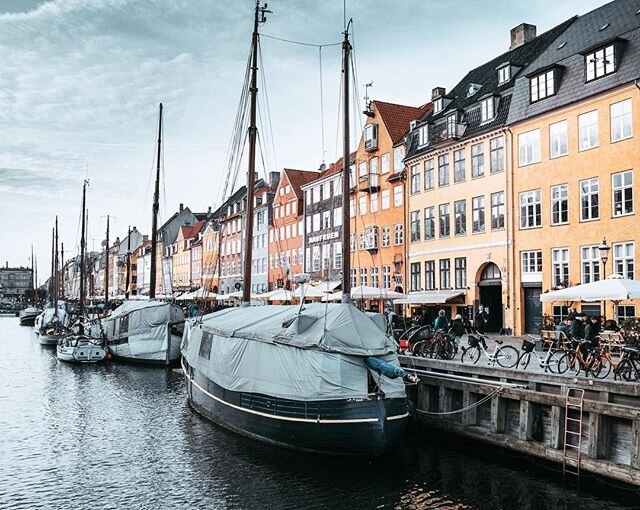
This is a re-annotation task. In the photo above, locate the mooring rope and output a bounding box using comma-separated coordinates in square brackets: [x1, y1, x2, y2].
[416, 387, 503, 416]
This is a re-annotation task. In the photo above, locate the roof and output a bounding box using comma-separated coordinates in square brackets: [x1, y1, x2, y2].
[374, 100, 430, 145]
[282, 169, 318, 198]
[406, 16, 575, 159]
[179, 220, 206, 241]
[508, 0, 640, 124]
[300, 152, 357, 188]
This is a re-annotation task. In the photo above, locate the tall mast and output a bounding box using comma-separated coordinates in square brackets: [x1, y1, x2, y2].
[54, 216, 59, 316]
[50, 226, 55, 305]
[125, 225, 131, 299]
[150, 103, 163, 300]
[341, 23, 352, 303]
[79, 180, 88, 316]
[35, 253, 38, 305]
[60, 242, 65, 300]
[242, 1, 270, 305]
[105, 215, 110, 308]
[30, 245, 35, 305]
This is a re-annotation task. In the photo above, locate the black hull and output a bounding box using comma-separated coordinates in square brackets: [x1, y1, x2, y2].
[184, 363, 409, 456]
[19, 317, 36, 326]
[110, 352, 180, 368]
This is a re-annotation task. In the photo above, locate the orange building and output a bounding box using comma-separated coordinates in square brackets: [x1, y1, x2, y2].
[350, 100, 427, 310]
[268, 168, 317, 290]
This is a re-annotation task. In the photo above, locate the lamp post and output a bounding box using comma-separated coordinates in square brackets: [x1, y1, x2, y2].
[598, 238, 611, 321]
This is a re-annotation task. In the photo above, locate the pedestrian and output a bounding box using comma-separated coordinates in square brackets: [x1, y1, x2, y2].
[419, 309, 430, 327]
[449, 314, 465, 353]
[434, 309, 448, 332]
[475, 305, 488, 334]
[584, 316, 599, 344]
[570, 313, 585, 340]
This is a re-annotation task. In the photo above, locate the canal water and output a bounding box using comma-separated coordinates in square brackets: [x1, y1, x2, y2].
[0, 316, 637, 510]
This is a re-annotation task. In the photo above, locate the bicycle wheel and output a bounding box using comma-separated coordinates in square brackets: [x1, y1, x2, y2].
[546, 351, 564, 374]
[462, 346, 480, 364]
[496, 345, 519, 368]
[517, 351, 531, 370]
[440, 340, 455, 360]
[615, 359, 633, 381]
[557, 352, 573, 374]
[591, 357, 612, 379]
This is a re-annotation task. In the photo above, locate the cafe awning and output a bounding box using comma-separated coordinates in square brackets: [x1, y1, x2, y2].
[393, 290, 465, 305]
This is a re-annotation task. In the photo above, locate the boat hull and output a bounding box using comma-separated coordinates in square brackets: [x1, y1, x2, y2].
[19, 316, 37, 326]
[57, 343, 107, 363]
[107, 334, 182, 366]
[39, 334, 61, 346]
[184, 362, 409, 456]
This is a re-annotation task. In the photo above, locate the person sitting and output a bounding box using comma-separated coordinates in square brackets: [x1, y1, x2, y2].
[603, 318, 619, 332]
[448, 314, 465, 353]
[570, 313, 585, 340]
[584, 316, 599, 345]
[555, 318, 571, 343]
[433, 309, 448, 332]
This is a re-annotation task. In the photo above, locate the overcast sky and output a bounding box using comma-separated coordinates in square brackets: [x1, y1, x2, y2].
[0, 0, 606, 280]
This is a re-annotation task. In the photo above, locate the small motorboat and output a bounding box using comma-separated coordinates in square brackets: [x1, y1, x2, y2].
[19, 307, 41, 327]
[57, 334, 107, 363]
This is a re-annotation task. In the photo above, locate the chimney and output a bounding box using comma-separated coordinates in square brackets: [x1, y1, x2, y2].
[179, 203, 184, 213]
[269, 171, 280, 188]
[431, 87, 446, 100]
[510, 23, 536, 50]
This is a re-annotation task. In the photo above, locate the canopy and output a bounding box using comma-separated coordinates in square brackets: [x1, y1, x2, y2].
[256, 288, 294, 301]
[322, 291, 343, 302]
[539, 275, 640, 302]
[393, 290, 465, 305]
[216, 290, 259, 301]
[351, 285, 407, 300]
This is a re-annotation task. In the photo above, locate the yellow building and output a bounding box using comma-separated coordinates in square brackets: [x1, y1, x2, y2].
[404, 21, 571, 332]
[506, 4, 640, 333]
[201, 220, 220, 293]
[171, 220, 205, 291]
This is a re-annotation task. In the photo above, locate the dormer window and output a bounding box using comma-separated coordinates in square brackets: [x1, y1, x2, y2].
[364, 123, 378, 151]
[497, 64, 510, 84]
[418, 125, 429, 147]
[466, 83, 482, 97]
[480, 96, 495, 123]
[446, 113, 458, 138]
[433, 98, 443, 114]
[529, 69, 556, 103]
[585, 44, 616, 82]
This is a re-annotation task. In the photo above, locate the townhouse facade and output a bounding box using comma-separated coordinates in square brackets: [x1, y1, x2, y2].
[507, 0, 640, 333]
[201, 220, 220, 293]
[218, 186, 247, 295]
[172, 220, 205, 291]
[404, 20, 572, 332]
[251, 176, 278, 295]
[349, 100, 427, 310]
[0, 265, 32, 302]
[268, 168, 316, 290]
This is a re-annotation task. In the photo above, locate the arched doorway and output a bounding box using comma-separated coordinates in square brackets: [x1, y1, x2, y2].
[478, 263, 503, 333]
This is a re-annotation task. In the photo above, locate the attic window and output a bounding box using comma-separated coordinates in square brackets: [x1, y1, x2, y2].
[585, 44, 617, 81]
[433, 98, 443, 114]
[417, 125, 429, 147]
[557, 41, 567, 49]
[599, 23, 609, 31]
[497, 65, 510, 84]
[530, 69, 556, 103]
[467, 83, 482, 97]
[480, 96, 495, 122]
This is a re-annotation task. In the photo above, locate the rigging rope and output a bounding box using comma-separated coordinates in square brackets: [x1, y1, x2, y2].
[416, 387, 503, 416]
[261, 33, 341, 48]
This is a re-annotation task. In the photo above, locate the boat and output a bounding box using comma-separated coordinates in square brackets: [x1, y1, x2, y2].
[103, 104, 184, 365]
[19, 307, 40, 326]
[181, 3, 414, 456]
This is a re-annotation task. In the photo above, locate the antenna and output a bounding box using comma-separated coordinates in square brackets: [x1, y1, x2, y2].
[363, 81, 374, 116]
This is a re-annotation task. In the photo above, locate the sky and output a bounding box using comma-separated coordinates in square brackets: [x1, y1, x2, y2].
[0, 0, 607, 280]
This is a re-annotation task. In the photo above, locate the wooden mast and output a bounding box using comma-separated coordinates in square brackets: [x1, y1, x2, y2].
[241, 1, 269, 305]
[340, 23, 352, 303]
[30, 245, 35, 305]
[79, 180, 88, 316]
[54, 216, 59, 317]
[50, 226, 54, 306]
[60, 242, 65, 300]
[105, 215, 110, 308]
[149, 103, 163, 300]
[125, 225, 131, 299]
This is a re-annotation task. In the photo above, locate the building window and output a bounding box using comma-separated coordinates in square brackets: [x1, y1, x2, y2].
[551, 184, 568, 225]
[312, 246, 321, 272]
[370, 193, 378, 213]
[454, 257, 467, 289]
[578, 110, 598, 151]
[410, 263, 421, 292]
[611, 99, 632, 142]
[472, 196, 485, 233]
[358, 162, 367, 180]
[393, 186, 403, 207]
[358, 195, 367, 216]
[439, 203, 450, 238]
[471, 142, 484, 177]
[585, 44, 616, 82]
[453, 149, 465, 182]
[454, 200, 466, 236]
[438, 154, 449, 186]
[446, 114, 457, 138]
[410, 211, 421, 242]
[322, 211, 331, 229]
[410, 164, 420, 194]
[381, 189, 390, 210]
[518, 129, 541, 166]
[393, 146, 405, 174]
[521, 250, 542, 273]
[549, 120, 568, 158]
[382, 266, 391, 289]
[520, 190, 541, 229]
[418, 125, 429, 147]
[349, 199, 355, 218]
[371, 266, 379, 288]
[334, 207, 342, 227]
[424, 261, 435, 290]
[612, 170, 633, 216]
[491, 191, 505, 230]
[433, 98, 443, 114]
[580, 177, 599, 221]
[424, 207, 435, 240]
[350, 268, 357, 288]
[382, 226, 390, 247]
[551, 248, 569, 288]
[480, 96, 495, 122]
[360, 267, 368, 286]
[530, 69, 555, 102]
[581, 245, 602, 283]
[616, 305, 636, 321]
[439, 259, 451, 289]
[364, 123, 378, 151]
[313, 213, 321, 231]
[381, 153, 390, 174]
[350, 233, 356, 251]
[394, 224, 404, 245]
[424, 159, 435, 190]
[489, 136, 504, 173]
[497, 64, 510, 84]
[553, 305, 570, 324]
[613, 242, 635, 279]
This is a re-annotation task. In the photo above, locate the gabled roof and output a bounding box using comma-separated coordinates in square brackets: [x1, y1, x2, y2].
[282, 169, 318, 198]
[508, 0, 640, 124]
[374, 100, 430, 145]
[311, 152, 357, 183]
[179, 220, 206, 241]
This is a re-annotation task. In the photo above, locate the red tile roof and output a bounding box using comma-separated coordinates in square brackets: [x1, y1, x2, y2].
[282, 169, 318, 198]
[315, 151, 357, 181]
[180, 219, 206, 240]
[373, 100, 431, 145]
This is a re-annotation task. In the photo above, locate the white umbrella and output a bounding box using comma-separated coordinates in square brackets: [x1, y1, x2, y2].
[256, 288, 294, 301]
[321, 291, 343, 302]
[216, 291, 259, 301]
[540, 274, 640, 302]
[293, 283, 326, 299]
[350, 285, 406, 300]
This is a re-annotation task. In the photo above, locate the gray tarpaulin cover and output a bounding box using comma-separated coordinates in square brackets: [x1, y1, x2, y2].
[182, 303, 406, 401]
[103, 300, 183, 356]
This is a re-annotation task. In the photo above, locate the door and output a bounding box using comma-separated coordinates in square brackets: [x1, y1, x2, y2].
[524, 287, 542, 334]
[479, 285, 503, 332]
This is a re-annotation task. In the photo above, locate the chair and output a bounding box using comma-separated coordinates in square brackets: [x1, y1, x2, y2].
[599, 331, 625, 353]
[540, 330, 556, 350]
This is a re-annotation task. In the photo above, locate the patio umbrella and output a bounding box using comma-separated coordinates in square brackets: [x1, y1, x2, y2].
[321, 291, 343, 302]
[293, 283, 326, 299]
[539, 274, 640, 302]
[256, 288, 294, 301]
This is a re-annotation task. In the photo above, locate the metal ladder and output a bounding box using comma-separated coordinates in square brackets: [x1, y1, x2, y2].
[563, 387, 585, 478]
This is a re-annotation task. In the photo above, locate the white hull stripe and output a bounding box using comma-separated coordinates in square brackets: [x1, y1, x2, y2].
[182, 360, 407, 425]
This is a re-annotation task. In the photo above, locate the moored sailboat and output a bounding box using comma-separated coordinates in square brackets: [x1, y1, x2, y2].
[181, 3, 415, 456]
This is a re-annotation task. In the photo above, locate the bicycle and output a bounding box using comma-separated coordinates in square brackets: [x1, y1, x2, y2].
[557, 340, 610, 378]
[423, 329, 456, 360]
[461, 333, 519, 368]
[613, 347, 640, 381]
[517, 336, 565, 373]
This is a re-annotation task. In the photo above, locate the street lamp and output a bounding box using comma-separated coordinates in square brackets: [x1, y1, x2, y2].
[598, 238, 611, 321]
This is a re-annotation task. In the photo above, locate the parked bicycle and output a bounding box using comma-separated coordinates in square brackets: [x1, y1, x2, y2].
[421, 329, 456, 360]
[615, 346, 640, 381]
[557, 340, 609, 378]
[517, 336, 565, 373]
[397, 325, 432, 356]
[461, 334, 519, 368]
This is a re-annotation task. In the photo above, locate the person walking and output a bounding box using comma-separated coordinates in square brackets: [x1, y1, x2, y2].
[433, 309, 448, 332]
[475, 305, 488, 334]
[449, 314, 465, 354]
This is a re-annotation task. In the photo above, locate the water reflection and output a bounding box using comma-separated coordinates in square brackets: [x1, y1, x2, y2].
[0, 317, 637, 510]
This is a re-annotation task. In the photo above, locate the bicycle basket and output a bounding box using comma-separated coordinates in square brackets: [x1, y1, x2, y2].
[522, 339, 535, 353]
[468, 335, 479, 348]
